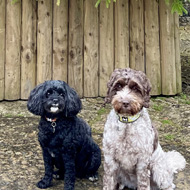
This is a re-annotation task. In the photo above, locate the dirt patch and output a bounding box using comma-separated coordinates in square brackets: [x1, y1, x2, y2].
[0, 95, 190, 190]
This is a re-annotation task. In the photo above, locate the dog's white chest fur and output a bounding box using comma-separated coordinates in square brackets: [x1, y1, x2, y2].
[103, 108, 154, 172]
[103, 108, 154, 171]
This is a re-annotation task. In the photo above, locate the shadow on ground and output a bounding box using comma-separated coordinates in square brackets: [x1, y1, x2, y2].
[0, 96, 190, 190]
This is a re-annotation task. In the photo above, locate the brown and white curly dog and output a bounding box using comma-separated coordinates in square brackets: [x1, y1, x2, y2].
[103, 68, 186, 190]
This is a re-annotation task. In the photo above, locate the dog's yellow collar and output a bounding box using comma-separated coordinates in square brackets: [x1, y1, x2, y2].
[117, 111, 141, 123]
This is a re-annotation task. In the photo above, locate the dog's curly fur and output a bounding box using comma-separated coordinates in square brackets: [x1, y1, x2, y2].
[27, 80, 101, 190]
[103, 68, 186, 190]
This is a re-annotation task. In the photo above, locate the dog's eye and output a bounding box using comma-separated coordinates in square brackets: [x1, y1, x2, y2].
[131, 85, 142, 95]
[115, 83, 123, 90]
[46, 90, 53, 97]
[132, 85, 137, 91]
[59, 93, 64, 97]
[131, 85, 138, 91]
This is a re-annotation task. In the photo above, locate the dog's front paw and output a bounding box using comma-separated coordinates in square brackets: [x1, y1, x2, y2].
[53, 170, 64, 180]
[87, 173, 99, 182]
[36, 179, 52, 189]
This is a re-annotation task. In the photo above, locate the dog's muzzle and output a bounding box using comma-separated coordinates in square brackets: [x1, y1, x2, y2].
[50, 103, 59, 113]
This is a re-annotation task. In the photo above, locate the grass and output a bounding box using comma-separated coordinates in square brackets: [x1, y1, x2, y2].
[154, 96, 166, 101]
[179, 93, 187, 100]
[97, 107, 107, 115]
[175, 93, 190, 105]
[152, 104, 163, 111]
[161, 119, 173, 125]
[164, 134, 175, 140]
[4, 114, 13, 118]
[89, 107, 109, 127]
[152, 93, 190, 105]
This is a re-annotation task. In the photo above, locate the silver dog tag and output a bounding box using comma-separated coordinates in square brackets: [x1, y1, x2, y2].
[51, 122, 56, 133]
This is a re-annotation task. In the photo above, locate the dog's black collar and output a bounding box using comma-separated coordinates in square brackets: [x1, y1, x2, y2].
[45, 117, 57, 133]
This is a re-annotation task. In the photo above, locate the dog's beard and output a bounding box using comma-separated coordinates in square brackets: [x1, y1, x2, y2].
[111, 93, 143, 116]
[44, 101, 65, 114]
[50, 106, 59, 113]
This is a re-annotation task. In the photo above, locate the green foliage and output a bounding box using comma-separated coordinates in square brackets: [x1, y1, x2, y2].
[56, 0, 61, 6]
[95, 0, 116, 8]
[10, 0, 190, 15]
[165, 0, 170, 5]
[95, 0, 190, 15]
[171, 0, 188, 15]
[11, 0, 18, 4]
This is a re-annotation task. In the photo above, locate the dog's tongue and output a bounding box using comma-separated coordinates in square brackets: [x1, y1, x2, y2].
[50, 107, 59, 113]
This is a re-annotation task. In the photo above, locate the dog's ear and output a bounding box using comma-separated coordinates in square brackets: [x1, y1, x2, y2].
[63, 82, 82, 117]
[105, 69, 122, 104]
[27, 83, 44, 115]
[142, 77, 152, 108]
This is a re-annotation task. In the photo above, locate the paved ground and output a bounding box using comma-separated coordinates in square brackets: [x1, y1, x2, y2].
[0, 96, 190, 190]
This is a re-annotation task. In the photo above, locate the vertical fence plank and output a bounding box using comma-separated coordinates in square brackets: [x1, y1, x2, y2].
[68, 0, 83, 97]
[99, 1, 114, 96]
[145, 0, 161, 95]
[174, 13, 182, 93]
[129, 0, 144, 72]
[115, 0, 129, 69]
[0, 0, 5, 100]
[21, 0, 37, 99]
[84, 0, 98, 97]
[37, 0, 52, 84]
[53, 0, 68, 82]
[5, 0, 21, 100]
[160, 0, 176, 95]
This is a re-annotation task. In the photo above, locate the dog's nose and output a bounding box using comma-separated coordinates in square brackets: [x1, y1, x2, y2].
[53, 99, 58, 104]
[123, 100, 129, 107]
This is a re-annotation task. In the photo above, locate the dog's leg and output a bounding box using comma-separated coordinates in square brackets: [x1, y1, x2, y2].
[83, 140, 101, 181]
[136, 159, 151, 190]
[53, 155, 65, 180]
[75, 136, 101, 181]
[62, 154, 76, 190]
[37, 148, 53, 189]
[83, 146, 101, 182]
[103, 160, 119, 190]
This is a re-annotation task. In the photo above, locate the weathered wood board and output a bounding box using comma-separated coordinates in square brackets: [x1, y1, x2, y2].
[145, 0, 161, 95]
[99, 1, 114, 96]
[115, 0, 129, 69]
[84, 0, 99, 97]
[53, 0, 68, 82]
[21, 0, 37, 99]
[68, 0, 84, 97]
[129, 0, 144, 72]
[160, 0, 176, 95]
[37, 0, 52, 84]
[0, 0, 5, 100]
[5, 0, 21, 100]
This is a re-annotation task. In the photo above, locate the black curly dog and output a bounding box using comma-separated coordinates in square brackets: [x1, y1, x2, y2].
[27, 80, 101, 190]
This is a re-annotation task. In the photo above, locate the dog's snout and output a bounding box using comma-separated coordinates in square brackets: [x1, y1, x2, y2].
[123, 100, 129, 107]
[53, 99, 58, 104]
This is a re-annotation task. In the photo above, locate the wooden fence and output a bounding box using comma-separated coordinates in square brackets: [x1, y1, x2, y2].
[0, 0, 181, 100]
